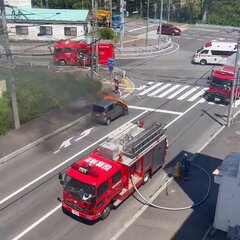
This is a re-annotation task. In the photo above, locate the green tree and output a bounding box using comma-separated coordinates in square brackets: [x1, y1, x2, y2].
[98, 27, 116, 41]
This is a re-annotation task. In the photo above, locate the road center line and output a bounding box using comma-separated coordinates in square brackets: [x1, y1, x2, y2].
[10, 101, 202, 240]
[0, 111, 148, 206]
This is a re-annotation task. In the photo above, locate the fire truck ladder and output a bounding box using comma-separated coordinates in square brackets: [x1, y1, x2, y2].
[123, 123, 166, 158]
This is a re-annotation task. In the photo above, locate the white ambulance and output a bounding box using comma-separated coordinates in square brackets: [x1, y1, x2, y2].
[192, 41, 237, 65]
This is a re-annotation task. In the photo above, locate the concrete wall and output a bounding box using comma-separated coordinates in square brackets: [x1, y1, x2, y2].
[7, 23, 89, 41]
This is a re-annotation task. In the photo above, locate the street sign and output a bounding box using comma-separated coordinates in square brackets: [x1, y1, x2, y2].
[108, 58, 114, 72]
[108, 58, 114, 67]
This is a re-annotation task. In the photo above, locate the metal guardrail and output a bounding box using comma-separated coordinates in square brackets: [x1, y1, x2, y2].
[10, 36, 172, 57]
[196, 23, 240, 31]
[115, 36, 171, 56]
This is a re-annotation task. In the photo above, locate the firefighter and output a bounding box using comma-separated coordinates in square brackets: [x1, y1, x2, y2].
[181, 153, 191, 181]
[113, 75, 121, 94]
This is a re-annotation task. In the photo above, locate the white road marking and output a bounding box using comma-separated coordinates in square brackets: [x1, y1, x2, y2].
[75, 127, 95, 142]
[147, 82, 154, 85]
[148, 83, 172, 96]
[177, 87, 199, 100]
[0, 111, 148, 206]
[187, 88, 207, 102]
[167, 85, 189, 99]
[128, 105, 182, 115]
[53, 127, 95, 154]
[166, 98, 204, 128]
[128, 24, 156, 32]
[157, 84, 181, 98]
[199, 98, 206, 103]
[53, 137, 74, 154]
[138, 82, 162, 96]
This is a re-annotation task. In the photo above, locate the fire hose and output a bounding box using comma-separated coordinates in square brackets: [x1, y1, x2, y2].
[131, 162, 212, 211]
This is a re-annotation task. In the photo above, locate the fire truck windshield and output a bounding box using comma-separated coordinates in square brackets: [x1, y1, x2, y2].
[64, 175, 95, 203]
[211, 77, 232, 90]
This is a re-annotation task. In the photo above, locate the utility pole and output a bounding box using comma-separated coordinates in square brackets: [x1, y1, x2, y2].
[120, 0, 125, 53]
[227, 36, 240, 127]
[110, 0, 112, 28]
[167, 0, 171, 23]
[0, 0, 20, 129]
[158, 0, 163, 45]
[145, 0, 149, 47]
[95, 0, 99, 75]
[154, 3, 157, 24]
[45, 0, 49, 8]
[91, 0, 95, 79]
[140, 1, 143, 17]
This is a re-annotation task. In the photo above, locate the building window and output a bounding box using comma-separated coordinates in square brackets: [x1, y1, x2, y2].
[64, 27, 77, 36]
[16, 26, 28, 35]
[39, 26, 53, 36]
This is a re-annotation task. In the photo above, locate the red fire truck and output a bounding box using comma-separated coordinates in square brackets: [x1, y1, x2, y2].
[58, 122, 168, 221]
[53, 40, 114, 66]
[207, 65, 240, 103]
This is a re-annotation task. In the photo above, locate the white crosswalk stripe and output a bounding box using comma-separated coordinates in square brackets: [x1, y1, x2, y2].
[177, 87, 199, 100]
[138, 83, 162, 96]
[158, 84, 181, 98]
[148, 84, 172, 96]
[187, 88, 208, 102]
[167, 85, 189, 99]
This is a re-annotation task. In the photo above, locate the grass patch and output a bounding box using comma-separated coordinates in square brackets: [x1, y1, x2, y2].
[0, 67, 101, 135]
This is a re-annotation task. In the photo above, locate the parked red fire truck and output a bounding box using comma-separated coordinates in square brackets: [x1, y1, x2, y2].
[58, 122, 167, 221]
[53, 40, 114, 66]
[207, 64, 240, 103]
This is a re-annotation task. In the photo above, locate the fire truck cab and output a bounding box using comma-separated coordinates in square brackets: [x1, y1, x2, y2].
[59, 122, 167, 221]
[207, 65, 240, 103]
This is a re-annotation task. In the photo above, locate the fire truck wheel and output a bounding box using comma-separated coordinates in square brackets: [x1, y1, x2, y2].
[106, 118, 111, 125]
[101, 205, 112, 220]
[143, 171, 150, 184]
[200, 59, 207, 65]
[59, 60, 66, 66]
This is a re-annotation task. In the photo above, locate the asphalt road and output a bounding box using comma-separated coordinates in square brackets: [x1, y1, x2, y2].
[0, 22, 239, 240]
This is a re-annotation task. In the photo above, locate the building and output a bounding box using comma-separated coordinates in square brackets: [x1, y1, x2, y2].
[4, 0, 32, 8]
[213, 152, 240, 234]
[5, 7, 90, 41]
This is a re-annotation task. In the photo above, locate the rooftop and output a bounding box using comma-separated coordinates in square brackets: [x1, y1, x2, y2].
[214, 152, 240, 178]
[5, 7, 89, 22]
